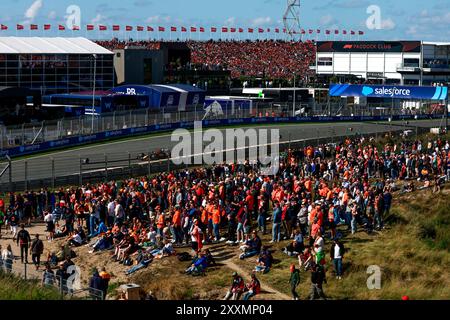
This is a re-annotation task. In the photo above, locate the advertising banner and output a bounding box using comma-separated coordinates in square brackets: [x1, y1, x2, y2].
[329, 84, 448, 100]
[2, 113, 448, 158]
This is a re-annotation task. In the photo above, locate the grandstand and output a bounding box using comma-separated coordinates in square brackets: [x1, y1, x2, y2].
[96, 39, 317, 82]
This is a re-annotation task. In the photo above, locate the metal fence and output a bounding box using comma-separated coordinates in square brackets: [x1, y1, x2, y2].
[0, 101, 438, 150]
[0, 124, 431, 193]
[0, 259, 104, 300]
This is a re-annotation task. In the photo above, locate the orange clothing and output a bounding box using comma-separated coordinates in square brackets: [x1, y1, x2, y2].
[172, 210, 181, 227]
[212, 208, 221, 225]
[157, 214, 165, 229]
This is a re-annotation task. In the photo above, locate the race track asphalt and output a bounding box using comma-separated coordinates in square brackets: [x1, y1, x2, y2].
[0, 119, 445, 185]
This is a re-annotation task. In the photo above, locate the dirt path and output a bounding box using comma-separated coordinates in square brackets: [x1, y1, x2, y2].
[223, 259, 291, 300]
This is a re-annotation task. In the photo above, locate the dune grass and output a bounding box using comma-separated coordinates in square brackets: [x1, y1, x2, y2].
[0, 272, 62, 300]
[231, 187, 450, 300]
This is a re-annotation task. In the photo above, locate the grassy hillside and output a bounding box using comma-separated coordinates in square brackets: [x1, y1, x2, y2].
[0, 272, 62, 300]
[231, 187, 450, 300]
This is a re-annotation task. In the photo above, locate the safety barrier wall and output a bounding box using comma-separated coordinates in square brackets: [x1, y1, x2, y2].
[0, 113, 446, 158]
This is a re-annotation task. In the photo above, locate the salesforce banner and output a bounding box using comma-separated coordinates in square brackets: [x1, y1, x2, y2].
[329, 84, 449, 100]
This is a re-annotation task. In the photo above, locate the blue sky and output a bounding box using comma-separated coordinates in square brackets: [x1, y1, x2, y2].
[0, 0, 449, 41]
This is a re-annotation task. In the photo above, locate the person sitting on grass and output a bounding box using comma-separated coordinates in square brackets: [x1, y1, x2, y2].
[299, 247, 313, 271]
[185, 251, 209, 276]
[89, 220, 108, 239]
[117, 237, 139, 263]
[113, 234, 131, 261]
[283, 230, 304, 256]
[254, 247, 273, 274]
[239, 230, 262, 260]
[68, 230, 83, 247]
[124, 250, 153, 275]
[224, 272, 245, 300]
[203, 249, 216, 266]
[242, 273, 261, 300]
[149, 239, 175, 258]
[89, 232, 114, 253]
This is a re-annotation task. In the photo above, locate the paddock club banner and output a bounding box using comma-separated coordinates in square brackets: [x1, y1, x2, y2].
[1, 113, 449, 158]
[317, 41, 421, 53]
[329, 84, 449, 100]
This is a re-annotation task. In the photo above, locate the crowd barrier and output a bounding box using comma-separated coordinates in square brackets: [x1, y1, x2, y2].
[1, 113, 446, 158]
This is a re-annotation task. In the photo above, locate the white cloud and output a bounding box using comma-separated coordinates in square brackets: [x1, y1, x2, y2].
[381, 18, 396, 30]
[320, 14, 337, 26]
[145, 15, 171, 24]
[224, 17, 236, 26]
[91, 14, 106, 25]
[47, 10, 56, 20]
[24, 0, 43, 22]
[251, 16, 272, 26]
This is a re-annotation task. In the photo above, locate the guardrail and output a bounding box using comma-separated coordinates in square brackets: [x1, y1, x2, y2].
[0, 123, 432, 193]
[0, 113, 446, 159]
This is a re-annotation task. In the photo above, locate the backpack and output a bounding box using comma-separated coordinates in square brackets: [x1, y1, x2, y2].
[124, 258, 133, 266]
[177, 252, 192, 262]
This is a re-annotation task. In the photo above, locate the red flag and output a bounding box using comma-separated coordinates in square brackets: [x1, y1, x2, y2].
[343, 30, 347, 35]
[181, 27, 187, 32]
[17, 24, 24, 30]
[44, 24, 51, 30]
[358, 30, 364, 35]
[267, 28, 271, 32]
[126, 26, 133, 31]
[58, 25, 65, 31]
[222, 27, 228, 32]
[87, 24, 94, 31]
[72, 25, 80, 31]
[301, 29, 306, 34]
[238, 28, 244, 33]
[283, 28, 287, 33]
[248, 28, 254, 33]
[1, 24, 7, 30]
[199, 27, 205, 33]
[158, 26, 165, 32]
[326, 30, 331, 35]
[351, 30, 355, 35]
[99, 25, 107, 31]
[137, 26, 144, 31]
[171, 26, 177, 32]
[147, 26, 154, 32]
[230, 27, 236, 33]
[113, 25, 120, 31]
[308, 29, 313, 34]
[275, 28, 280, 33]
[258, 28, 264, 33]
[211, 27, 217, 33]
[335, 30, 339, 34]
[30, 24, 38, 30]
[190, 26, 197, 32]
[316, 29, 321, 34]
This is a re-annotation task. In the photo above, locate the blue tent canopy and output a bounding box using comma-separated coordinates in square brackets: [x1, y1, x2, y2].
[111, 84, 205, 110]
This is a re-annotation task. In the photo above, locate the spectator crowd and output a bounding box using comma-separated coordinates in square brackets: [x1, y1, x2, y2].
[95, 39, 317, 80]
[0, 132, 449, 300]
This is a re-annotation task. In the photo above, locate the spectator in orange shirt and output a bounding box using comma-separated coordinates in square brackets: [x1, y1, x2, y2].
[212, 203, 224, 242]
[172, 206, 183, 244]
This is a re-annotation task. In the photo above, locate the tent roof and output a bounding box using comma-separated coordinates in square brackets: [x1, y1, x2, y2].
[0, 37, 113, 54]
